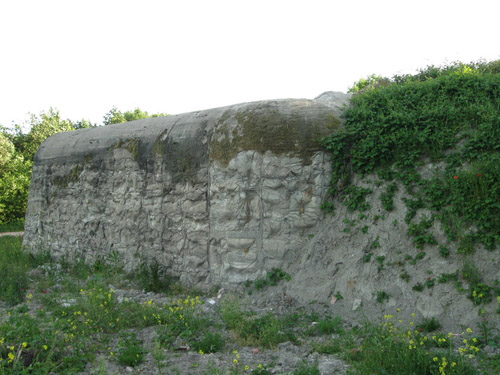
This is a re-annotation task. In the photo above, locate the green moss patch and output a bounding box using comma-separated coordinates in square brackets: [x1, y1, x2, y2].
[210, 104, 340, 167]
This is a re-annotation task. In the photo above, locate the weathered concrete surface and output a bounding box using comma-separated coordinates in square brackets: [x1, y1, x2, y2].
[23, 94, 349, 286]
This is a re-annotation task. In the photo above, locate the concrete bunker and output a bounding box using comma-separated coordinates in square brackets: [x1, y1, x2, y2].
[23, 94, 349, 288]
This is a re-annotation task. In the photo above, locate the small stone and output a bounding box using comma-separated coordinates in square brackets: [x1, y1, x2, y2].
[352, 299, 362, 311]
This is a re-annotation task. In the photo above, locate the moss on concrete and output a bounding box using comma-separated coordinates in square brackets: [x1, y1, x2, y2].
[52, 165, 83, 188]
[109, 138, 140, 160]
[210, 106, 340, 167]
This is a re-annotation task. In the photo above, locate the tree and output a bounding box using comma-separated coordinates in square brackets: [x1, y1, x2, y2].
[348, 74, 389, 93]
[103, 107, 168, 125]
[12, 108, 75, 161]
[0, 131, 15, 168]
[0, 109, 75, 223]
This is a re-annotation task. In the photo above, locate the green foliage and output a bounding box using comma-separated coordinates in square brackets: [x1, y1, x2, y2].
[0, 132, 15, 167]
[417, 318, 442, 333]
[103, 107, 168, 125]
[438, 272, 458, 284]
[219, 299, 297, 348]
[399, 270, 410, 282]
[439, 246, 450, 258]
[247, 268, 291, 290]
[412, 283, 425, 292]
[375, 290, 390, 304]
[312, 339, 343, 354]
[116, 332, 145, 367]
[306, 316, 344, 336]
[341, 185, 372, 212]
[380, 182, 398, 211]
[0, 150, 32, 223]
[349, 74, 388, 93]
[0, 236, 30, 305]
[137, 259, 171, 293]
[0, 221, 24, 233]
[191, 332, 225, 353]
[0, 109, 75, 223]
[348, 321, 478, 375]
[292, 362, 320, 375]
[321, 60, 500, 252]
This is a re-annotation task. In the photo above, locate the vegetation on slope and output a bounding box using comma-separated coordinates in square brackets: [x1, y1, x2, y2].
[0, 235, 498, 374]
[321, 60, 500, 253]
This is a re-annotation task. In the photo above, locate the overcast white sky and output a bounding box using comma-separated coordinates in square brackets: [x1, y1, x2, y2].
[0, 0, 498, 128]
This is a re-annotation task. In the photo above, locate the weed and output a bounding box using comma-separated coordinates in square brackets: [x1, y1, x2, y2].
[306, 316, 344, 336]
[292, 361, 320, 375]
[137, 259, 171, 293]
[219, 300, 296, 348]
[116, 332, 145, 367]
[438, 272, 458, 284]
[363, 252, 372, 263]
[400, 270, 410, 282]
[412, 283, 425, 292]
[408, 218, 437, 249]
[416, 317, 442, 332]
[342, 185, 372, 212]
[191, 332, 225, 353]
[151, 337, 166, 374]
[333, 292, 343, 300]
[439, 245, 450, 258]
[250, 268, 291, 290]
[370, 237, 381, 249]
[375, 290, 390, 303]
[415, 251, 426, 260]
[380, 182, 398, 211]
[425, 278, 436, 289]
